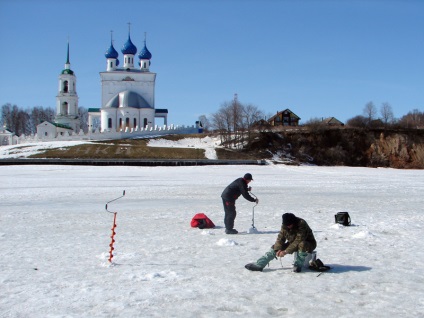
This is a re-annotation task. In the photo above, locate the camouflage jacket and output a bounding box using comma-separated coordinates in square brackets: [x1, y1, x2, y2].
[273, 218, 316, 254]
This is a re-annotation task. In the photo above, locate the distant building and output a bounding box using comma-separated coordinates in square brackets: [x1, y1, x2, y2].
[36, 27, 178, 140]
[268, 109, 301, 127]
[89, 29, 168, 133]
[0, 128, 15, 145]
[54, 42, 80, 133]
[322, 117, 344, 126]
[36, 121, 73, 138]
[251, 119, 272, 130]
[37, 42, 79, 138]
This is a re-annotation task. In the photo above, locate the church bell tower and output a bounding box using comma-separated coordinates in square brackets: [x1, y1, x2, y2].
[55, 41, 80, 132]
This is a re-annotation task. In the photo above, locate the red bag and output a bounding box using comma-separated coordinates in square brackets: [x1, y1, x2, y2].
[191, 213, 215, 229]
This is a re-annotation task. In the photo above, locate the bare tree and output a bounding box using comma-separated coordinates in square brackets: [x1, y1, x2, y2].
[1, 104, 13, 129]
[210, 98, 242, 148]
[229, 96, 244, 147]
[30, 106, 54, 134]
[2, 104, 55, 135]
[380, 102, 394, 126]
[363, 101, 377, 125]
[243, 103, 264, 140]
[78, 107, 88, 133]
[346, 115, 367, 128]
[399, 109, 424, 129]
[198, 115, 210, 132]
[211, 104, 231, 144]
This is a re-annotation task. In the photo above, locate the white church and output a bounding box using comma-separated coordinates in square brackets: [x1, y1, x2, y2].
[35, 28, 201, 141]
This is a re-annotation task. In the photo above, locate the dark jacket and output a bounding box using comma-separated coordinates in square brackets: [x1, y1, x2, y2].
[221, 178, 256, 203]
[273, 217, 316, 254]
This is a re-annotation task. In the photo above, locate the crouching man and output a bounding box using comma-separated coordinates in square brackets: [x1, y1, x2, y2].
[245, 213, 317, 273]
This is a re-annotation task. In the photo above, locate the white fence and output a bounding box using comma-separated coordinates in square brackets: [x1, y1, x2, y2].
[11, 124, 202, 145]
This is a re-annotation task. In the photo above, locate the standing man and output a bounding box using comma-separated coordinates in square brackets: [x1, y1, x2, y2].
[221, 173, 258, 234]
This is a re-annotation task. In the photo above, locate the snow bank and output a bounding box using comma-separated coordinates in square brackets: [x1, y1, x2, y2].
[147, 136, 219, 159]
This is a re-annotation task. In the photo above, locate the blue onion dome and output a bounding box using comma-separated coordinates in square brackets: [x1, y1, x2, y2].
[138, 42, 152, 60]
[105, 42, 119, 59]
[121, 35, 137, 55]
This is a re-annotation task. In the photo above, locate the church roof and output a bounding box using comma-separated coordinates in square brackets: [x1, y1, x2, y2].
[53, 122, 73, 130]
[39, 121, 73, 130]
[138, 42, 152, 60]
[105, 41, 119, 59]
[104, 90, 152, 109]
[61, 69, 74, 75]
[121, 34, 137, 55]
[61, 42, 74, 75]
[0, 128, 14, 134]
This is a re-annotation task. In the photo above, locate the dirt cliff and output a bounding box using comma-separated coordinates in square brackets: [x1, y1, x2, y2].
[244, 128, 424, 169]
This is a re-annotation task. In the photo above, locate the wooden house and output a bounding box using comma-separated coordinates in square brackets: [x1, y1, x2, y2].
[322, 117, 344, 126]
[268, 109, 301, 127]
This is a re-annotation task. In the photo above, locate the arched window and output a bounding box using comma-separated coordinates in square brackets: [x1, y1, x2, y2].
[125, 117, 130, 128]
[108, 118, 112, 129]
[61, 102, 68, 115]
[133, 118, 137, 128]
[119, 118, 123, 129]
[144, 118, 148, 128]
[63, 81, 69, 93]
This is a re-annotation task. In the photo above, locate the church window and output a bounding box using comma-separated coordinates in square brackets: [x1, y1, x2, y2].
[108, 118, 112, 129]
[143, 62, 147, 68]
[64, 81, 69, 93]
[133, 118, 137, 128]
[144, 118, 148, 128]
[119, 118, 123, 129]
[61, 102, 68, 115]
[126, 117, 130, 128]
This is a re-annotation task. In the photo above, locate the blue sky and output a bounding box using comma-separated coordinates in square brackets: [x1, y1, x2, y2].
[0, 0, 423, 126]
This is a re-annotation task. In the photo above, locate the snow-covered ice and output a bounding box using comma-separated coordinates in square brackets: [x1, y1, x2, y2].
[1, 141, 424, 317]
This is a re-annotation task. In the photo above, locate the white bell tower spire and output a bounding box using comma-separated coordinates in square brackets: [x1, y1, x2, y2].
[55, 40, 80, 132]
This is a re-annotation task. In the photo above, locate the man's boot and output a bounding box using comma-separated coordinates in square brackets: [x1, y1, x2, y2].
[245, 248, 276, 271]
[293, 251, 308, 273]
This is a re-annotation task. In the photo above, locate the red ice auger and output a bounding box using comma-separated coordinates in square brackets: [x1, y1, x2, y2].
[105, 190, 126, 263]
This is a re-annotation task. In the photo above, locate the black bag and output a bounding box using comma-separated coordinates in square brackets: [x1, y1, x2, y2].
[335, 212, 351, 226]
[309, 259, 331, 272]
